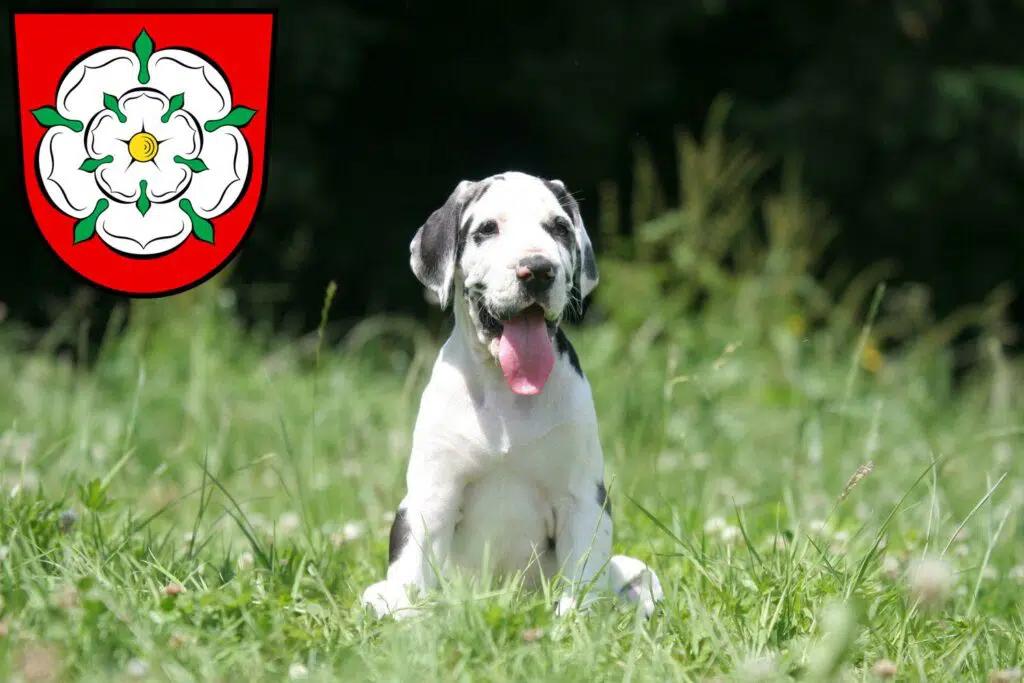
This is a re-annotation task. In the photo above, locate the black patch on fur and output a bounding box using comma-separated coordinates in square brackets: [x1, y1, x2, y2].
[542, 179, 575, 217]
[472, 219, 499, 245]
[546, 509, 558, 553]
[582, 242, 598, 281]
[555, 328, 583, 377]
[566, 271, 584, 325]
[412, 180, 494, 308]
[473, 296, 504, 337]
[455, 182, 493, 261]
[466, 182, 491, 209]
[413, 199, 460, 298]
[543, 216, 576, 252]
[596, 481, 611, 518]
[388, 508, 410, 565]
[543, 179, 590, 323]
[541, 183, 580, 254]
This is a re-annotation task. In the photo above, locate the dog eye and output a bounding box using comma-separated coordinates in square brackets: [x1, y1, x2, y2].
[551, 217, 572, 237]
[476, 220, 499, 237]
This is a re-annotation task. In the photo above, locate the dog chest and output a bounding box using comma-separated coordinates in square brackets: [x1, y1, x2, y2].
[415, 363, 596, 472]
[450, 466, 558, 581]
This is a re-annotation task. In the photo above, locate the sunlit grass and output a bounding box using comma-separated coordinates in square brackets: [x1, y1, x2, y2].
[0, 279, 1021, 682]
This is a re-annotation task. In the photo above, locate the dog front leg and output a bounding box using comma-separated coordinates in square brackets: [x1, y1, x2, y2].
[362, 485, 460, 619]
[553, 483, 613, 617]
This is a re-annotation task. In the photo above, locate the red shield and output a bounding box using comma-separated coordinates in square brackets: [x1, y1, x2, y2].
[12, 11, 276, 297]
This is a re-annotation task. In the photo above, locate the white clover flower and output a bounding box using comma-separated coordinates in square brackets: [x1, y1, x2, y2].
[342, 520, 367, 541]
[278, 511, 301, 535]
[989, 669, 1023, 683]
[32, 29, 254, 256]
[880, 554, 901, 580]
[125, 658, 149, 679]
[720, 525, 742, 545]
[236, 551, 255, 571]
[656, 451, 680, 473]
[328, 520, 369, 547]
[690, 451, 711, 470]
[906, 556, 955, 607]
[736, 654, 777, 680]
[807, 519, 829, 536]
[703, 516, 727, 535]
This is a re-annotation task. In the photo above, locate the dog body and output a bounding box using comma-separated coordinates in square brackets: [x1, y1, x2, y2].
[362, 172, 662, 618]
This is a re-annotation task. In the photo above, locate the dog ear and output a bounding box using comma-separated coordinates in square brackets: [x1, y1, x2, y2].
[545, 179, 599, 300]
[410, 180, 475, 310]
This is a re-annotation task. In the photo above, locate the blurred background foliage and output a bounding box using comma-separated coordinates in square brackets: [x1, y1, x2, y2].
[1, 0, 1022, 367]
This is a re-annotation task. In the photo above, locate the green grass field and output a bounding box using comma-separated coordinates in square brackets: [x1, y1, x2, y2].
[0, 278, 1021, 682]
[2, 129, 1023, 681]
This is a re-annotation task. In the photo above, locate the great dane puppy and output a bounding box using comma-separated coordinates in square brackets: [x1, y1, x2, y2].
[361, 171, 663, 619]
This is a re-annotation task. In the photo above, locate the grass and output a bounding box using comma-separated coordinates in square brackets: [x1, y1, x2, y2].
[1, 110, 1021, 681]
[0, 279, 1021, 683]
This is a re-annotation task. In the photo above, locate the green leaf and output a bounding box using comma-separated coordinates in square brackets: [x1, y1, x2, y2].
[73, 198, 108, 244]
[180, 198, 214, 243]
[134, 29, 154, 84]
[161, 93, 185, 123]
[73, 221, 96, 244]
[31, 106, 84, 132]
[78, 477, 112, 512]
[204, 106, 258, 132]
[173, 155, 208, 173]
[136, 180, 151, 216]
[103, 93, 127, 123]
[159, 595, 180, 612]
[79, 155, 114, 172]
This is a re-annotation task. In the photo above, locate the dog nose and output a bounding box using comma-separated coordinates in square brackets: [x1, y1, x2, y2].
[516, 255, 556, 294]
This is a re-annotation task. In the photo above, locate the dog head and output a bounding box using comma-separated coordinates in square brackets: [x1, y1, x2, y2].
[410, 171, 599, 395]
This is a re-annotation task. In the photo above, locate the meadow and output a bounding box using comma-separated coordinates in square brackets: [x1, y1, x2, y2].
[1, 115, 1021, 681]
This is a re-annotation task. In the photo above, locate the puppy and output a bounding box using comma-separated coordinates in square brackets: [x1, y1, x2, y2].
[362, 171, 663, 619]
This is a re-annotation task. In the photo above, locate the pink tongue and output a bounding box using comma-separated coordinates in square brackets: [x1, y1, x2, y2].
[497, 309, 555, 395]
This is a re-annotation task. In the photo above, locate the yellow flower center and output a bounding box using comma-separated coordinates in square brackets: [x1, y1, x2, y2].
[128, 132, 159, 163]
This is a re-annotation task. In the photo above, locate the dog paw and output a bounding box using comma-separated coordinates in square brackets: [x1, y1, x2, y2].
[619, 572, 663, 619]
[609, 555, 664, 619]
[361, 580, 419, 620]
[630, 590, 660, 620]
[554, 590, 599, 618]
[554, 594, 577, 618]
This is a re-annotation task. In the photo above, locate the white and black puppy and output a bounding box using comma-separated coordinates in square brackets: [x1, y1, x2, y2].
[361, 171, 663, 619]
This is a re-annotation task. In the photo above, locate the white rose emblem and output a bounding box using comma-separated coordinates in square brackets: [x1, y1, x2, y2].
[32, 29, 255, 256]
